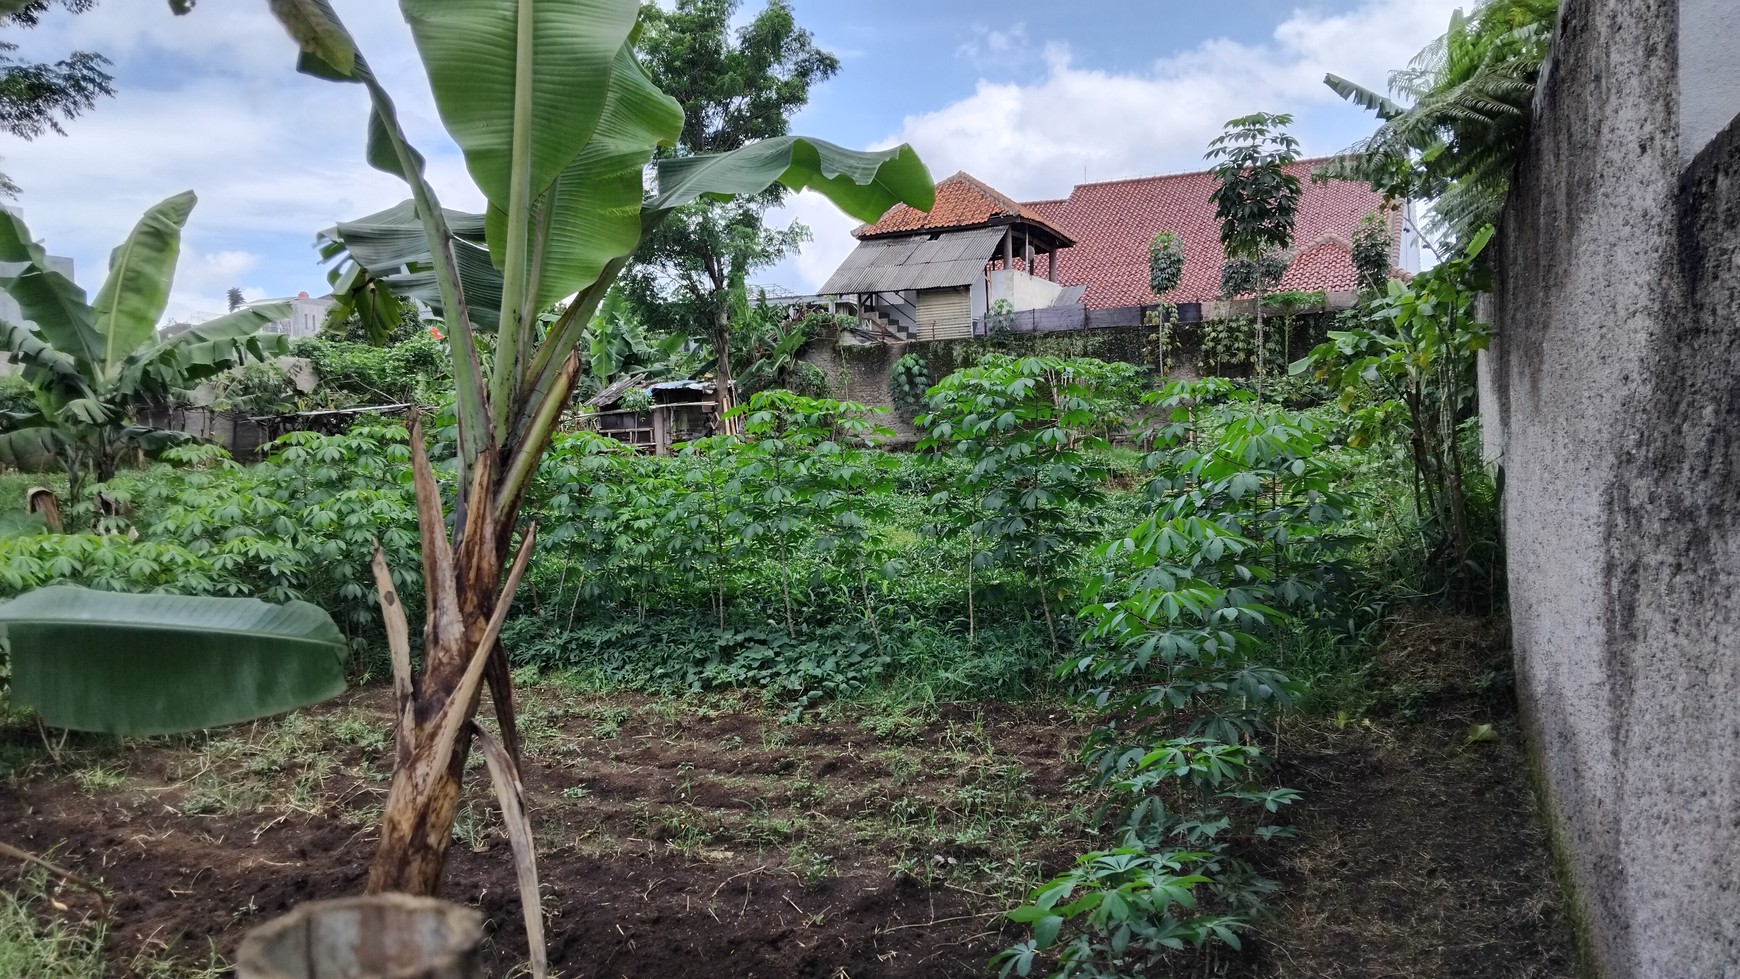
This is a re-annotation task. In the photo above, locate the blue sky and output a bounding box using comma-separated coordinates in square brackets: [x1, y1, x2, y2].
[0, 0, 1458, 323]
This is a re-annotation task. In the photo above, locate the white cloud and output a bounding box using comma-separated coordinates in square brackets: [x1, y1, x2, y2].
[956, 22, 1034, 70]
[0, 0, 477, 323]
[766, 0, 1459, 291]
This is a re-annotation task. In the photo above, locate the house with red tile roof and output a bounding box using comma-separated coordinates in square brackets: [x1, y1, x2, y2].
[814, 162, 1409, 341]
[818, 172, 1077, 342]
[1024, 158, 1408, 310]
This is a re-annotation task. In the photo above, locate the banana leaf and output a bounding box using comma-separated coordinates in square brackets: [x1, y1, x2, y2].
[0, 585, 348, 735]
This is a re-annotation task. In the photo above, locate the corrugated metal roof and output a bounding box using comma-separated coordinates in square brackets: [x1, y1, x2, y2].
[583, 373, 647, 408]
[819, 226, 1005, 295]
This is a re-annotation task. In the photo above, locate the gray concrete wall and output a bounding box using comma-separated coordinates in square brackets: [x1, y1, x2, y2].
[1482, 0, 1740, 974]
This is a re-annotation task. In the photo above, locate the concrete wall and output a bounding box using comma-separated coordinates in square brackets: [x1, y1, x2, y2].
[1481, 0, 1740, 974]
[988, 269, 1064, 311]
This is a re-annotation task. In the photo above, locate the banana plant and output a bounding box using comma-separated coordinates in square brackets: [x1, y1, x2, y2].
[0, 192, 290, 508]
[263, 0, 933, 926]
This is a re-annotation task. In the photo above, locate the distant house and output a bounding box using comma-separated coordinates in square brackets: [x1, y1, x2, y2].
[1025, 158, 1412, 311]
[159, 291, 336, 341]
[815, 161, 1410, 342]
[818, 172, 1078, 343]
[260, 291, 337, 339]
[581, 375, 724, 455]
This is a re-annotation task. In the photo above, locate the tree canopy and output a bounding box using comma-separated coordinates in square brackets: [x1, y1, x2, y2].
[0, 0, 115, 196]
[621, 0, 840, 421]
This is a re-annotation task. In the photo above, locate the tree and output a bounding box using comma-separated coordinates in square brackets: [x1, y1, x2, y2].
[226, 285, 245, 311]
[0, 191, 290, 510]
[1320, 0, 1558, 249]
[1350, 210, 1394, 296]
[256, 0, 932, 934]
[620, 0, 839, 430]
[0, 0, 115, 197]
[917, 355, 1139, 654]
[1206, 112, 1300, 399]
[1297, 226, 1496, 600]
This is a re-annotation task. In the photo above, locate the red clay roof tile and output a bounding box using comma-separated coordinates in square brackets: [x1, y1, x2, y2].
[1025, 159, 1399, 308]
[856, 171, 1074, 243]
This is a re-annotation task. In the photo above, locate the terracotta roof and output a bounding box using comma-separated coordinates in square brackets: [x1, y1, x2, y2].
[855, 171, 1073, 244]
[1026, 159, 1401, 309]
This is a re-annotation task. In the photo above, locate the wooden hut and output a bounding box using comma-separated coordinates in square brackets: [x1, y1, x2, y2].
[579, 376, 724, 455]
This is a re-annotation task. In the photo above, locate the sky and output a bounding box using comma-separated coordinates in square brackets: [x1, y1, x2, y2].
[0, 0, 1461, 324]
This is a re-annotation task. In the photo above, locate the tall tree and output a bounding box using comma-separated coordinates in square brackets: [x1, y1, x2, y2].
[1206, 111, 1300, 399]
[0, 0, 115, 197]
[621, 0, 838, 428]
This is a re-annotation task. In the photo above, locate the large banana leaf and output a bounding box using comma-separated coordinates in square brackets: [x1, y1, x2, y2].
[321, 203, 503, 333]
[651, 137, 936, 223]
[0, 210, 101, 368]
[0, 319, 87, 393]
[0, 426, 63, 472]
[0, 585, 347, 735]
[484, 39, 683, 309]
[400, 0, 643, 212]
[90, 191, 197, 380]
[122, 302, 292, 393]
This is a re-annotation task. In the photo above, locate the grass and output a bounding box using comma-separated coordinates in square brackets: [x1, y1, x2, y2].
[0, 871, 227, 979]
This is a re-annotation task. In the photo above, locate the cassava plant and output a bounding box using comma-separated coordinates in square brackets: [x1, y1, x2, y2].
[257, 0, 934, 937]
[1206, 112, 1300, 398]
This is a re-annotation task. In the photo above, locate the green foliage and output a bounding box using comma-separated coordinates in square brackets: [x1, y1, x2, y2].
[1147, 231, 1184, 298]
[1218, 252, 1290, 303]
[1297, 226, 1496, 603]
[1206, 111, 1299, 392]
[995, 739, 1295, 978]
[1322, 0, 1559, 248]
[290, 333, 449, 409]
[1265, 290, 1325, 312]
[1206, 113, 1300, 264]
[998, 382, 1355, 977]
[1351, 210, 1394, 295]
[0, 374, 33, 414]
[0, 193, 289, 506]
[984, 299, 1018, 340]
[889, 352, 931, 421]
[209, 359, 295, 416]
[736, 298, 827, 398]
[0, 426, 421, 638]
[918, 355, 1142, 652]
[1198, 316, 1258, 373]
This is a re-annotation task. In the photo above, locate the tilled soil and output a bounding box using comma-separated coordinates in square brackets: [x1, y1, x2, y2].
[1, 626, 1580, 978]
[1, 691, 1091, 978]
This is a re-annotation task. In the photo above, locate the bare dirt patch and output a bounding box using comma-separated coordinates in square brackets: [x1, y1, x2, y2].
[1, 690, 1091, 977]
[0, 621, 1580, 978]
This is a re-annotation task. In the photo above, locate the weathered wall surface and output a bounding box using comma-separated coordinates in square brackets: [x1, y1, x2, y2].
[1482, 0, 1740, 974]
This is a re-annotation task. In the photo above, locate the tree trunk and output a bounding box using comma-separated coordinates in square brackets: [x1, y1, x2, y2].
[712, 306, 735, 434]
[364, 431, 528, 898]
[1253, 294, 1266, 402]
